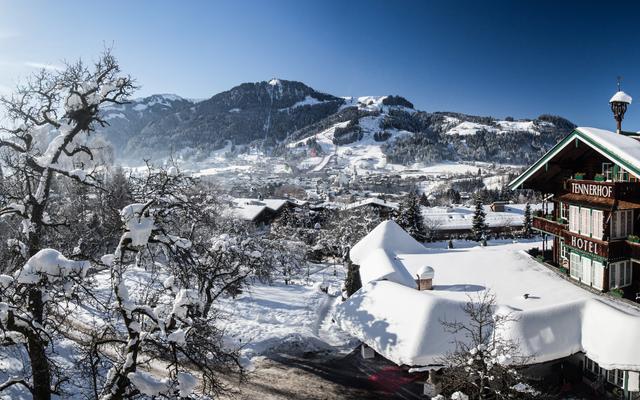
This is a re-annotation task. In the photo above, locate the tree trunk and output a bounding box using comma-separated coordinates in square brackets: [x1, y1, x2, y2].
[27, 288, 51, 400]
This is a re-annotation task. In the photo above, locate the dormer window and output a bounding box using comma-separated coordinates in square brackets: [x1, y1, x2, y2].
[602, 162, 629, 182]
[602, 163, 613, 181]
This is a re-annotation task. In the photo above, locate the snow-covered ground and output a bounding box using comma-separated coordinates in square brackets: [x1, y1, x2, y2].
[217, 262, 358, 368]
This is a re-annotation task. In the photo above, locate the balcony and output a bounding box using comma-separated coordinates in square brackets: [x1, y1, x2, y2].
[533, 216, 566, 237]
[627, 240, 640, 260]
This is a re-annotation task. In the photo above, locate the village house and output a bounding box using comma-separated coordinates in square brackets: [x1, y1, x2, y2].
[227, 197, 308, 226]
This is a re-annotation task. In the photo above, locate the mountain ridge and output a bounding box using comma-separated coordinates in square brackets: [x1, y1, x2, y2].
[95, 79, 576, 166]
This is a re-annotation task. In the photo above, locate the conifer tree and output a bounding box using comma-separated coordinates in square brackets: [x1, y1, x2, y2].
[344, 250, 362, 297]
[397, 193, 427, 242]
[419, 192, 431, 207]
[523, 202, 533, 238]
[472, 200, 488, 242]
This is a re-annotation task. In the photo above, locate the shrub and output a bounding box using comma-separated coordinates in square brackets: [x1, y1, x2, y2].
[610, 288, 624, 298]
[628, 235, 640, 243]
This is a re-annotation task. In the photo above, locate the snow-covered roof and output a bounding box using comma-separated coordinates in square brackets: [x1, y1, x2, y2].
[422, 203, 545, 231]
[610, 90, 632, 104]
[350, 220, 427, 266]
[227, 198, 305, 221]
[335, 223, 640, 370]
[510, 127, 640, 189]
[342, 198, 399, 211]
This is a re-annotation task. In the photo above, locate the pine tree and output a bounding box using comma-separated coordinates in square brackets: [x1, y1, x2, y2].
[472, 200, 488, 242]
[419, 192, 431, 207]
[344, 256, 362, 297]
[397, 193, 427, 242]
[523, 202, 533, 238]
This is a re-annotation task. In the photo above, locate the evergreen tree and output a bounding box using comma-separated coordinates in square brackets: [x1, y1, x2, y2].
[397, 193, 427, 242]
[344, 251, 362, 297]
[472, 200, 488, 242]
[419, 192, 431, 207]
[523, 202, 533, 238]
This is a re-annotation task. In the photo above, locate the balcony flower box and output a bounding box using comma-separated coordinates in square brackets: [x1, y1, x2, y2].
[545, 214, 555, 221]
[628, 235, 640, 243]
[574, 173, 586, 180]
[594, 173, 606, 182]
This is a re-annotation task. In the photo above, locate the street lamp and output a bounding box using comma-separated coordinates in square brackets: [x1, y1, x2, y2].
[610, 79, 632, 134]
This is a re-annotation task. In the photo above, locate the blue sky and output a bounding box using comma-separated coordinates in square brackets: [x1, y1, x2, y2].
[1, 0, 640, 129]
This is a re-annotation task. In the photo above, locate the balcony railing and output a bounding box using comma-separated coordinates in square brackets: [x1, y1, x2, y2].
[533, 216, 566, 237]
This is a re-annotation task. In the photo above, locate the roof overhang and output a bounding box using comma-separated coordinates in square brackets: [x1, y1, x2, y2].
[509, 128, 640, 191]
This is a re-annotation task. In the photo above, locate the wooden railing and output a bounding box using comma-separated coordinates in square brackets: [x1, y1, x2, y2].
[533, 216, 566, 237]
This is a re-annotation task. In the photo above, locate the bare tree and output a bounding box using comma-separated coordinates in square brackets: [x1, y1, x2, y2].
[438, 291, 537, 400]
[94, 166, 243, 400]
[0, 51, 134, 400]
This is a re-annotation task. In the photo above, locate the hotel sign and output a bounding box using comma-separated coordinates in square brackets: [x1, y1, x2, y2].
[570, 182, 613, 198]
[563, 231, 606, 257]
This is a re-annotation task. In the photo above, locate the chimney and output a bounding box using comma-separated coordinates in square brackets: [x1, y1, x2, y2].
[610, 79, 632, 134]
[416, 266, 435, 290]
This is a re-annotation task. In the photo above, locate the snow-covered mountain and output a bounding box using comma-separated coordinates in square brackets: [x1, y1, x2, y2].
[95, 79, 575, 166]
[99, 94, 196, 157]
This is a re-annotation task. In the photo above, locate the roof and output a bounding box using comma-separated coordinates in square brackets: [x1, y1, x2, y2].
[334, 223, 640, 369]
[350, 220, 427, 266]
[343, 198, 399, 211]
[610, 91, 632, 104]
[509, 127, 640, 190]
[227, 198, 306, 221]
[421, 203, 546, 231]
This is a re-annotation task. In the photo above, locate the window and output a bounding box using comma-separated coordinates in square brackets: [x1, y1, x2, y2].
[584, 355, 601, 376]
[602, 163, 614, 181]
[591, 210, 603, 239]
[580, 208, 591, 236]
[569, 205, 580, 233]
[606, 368, 625, 388]
[610, 210, 633, 239]
[570, 253, 582, 280]
[609, 260, 632, 289]
[592, 260, 604, 290]
[568, 206, 603, 238]
[559, 201, 566, 220]
[618, 167, 629, 182]
[560, 240, 567, 260]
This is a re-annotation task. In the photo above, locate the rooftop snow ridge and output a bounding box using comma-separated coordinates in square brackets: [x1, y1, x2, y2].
[349, 220, 428, 267]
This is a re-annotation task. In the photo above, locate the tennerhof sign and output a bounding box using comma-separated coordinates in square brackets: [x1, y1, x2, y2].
[570, 182, 613, 198]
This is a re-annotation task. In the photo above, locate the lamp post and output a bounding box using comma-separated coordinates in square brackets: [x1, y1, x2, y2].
[610, 79, 632, 134]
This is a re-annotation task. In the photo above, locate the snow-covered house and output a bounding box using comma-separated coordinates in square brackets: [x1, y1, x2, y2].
[421, 204, 543, 239]
[227, 198, 307, 225]
[342, 197, 398, 218]
[334, 220, 640, 397]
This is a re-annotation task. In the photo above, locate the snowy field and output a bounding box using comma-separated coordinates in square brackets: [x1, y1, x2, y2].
[216, 262, 358, 368]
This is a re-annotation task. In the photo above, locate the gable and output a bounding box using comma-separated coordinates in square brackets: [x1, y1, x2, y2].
[509, 127, 640, 191]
